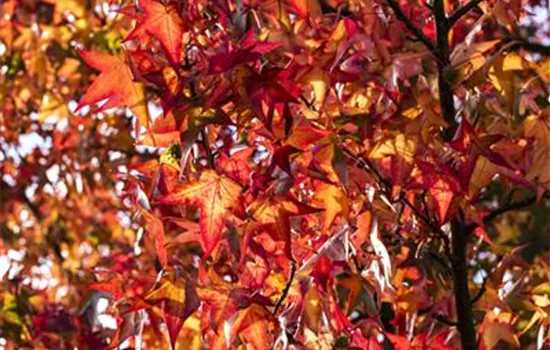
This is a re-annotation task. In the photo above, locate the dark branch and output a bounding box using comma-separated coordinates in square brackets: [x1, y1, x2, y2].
[484, 192, 550, 224]
[509, 40, 550, 56]
[434, 314, 458, 326]
[341, 146, 390, 192]
[470, 277, 487, 304]
[22, 192, 43, 221]
[432, 1, 476, 346]
[464, 192, 548, 232]
[384, 0, 438, 54]
[450, 219, 477, 349]
[483, 195, 536, 224]
[273, 262, 296, 315]
[200, 128, 216, 170]
[433, 0, 458, 132]
[400, 194, 443, 236]
[342, 146, 449, 250]
[448, 0, 485, 27]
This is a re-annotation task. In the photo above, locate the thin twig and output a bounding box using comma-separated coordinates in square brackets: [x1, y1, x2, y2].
[22, 193, 43, 221]
[434, 314, 459, 326]
[470, 276, 487, 304]
[342, 146, 450, 253]
[464, 192, 549, 232]
[341, 146, 389, 192]
[400, 194, 444, 237]
[508, 40, 550, 56]
[384, 0, 438, 55]
[483, 194, 541, 224]
[273, 262, 296, 315]
[419, 306, 457, 326]
[485, 196, 535, 222]
[448, 0, 485, 27]
[200, 128, 216, 170]
[421, 190, 432, 222]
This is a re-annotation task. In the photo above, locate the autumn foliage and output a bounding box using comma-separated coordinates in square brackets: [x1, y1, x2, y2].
[1, 0, 550, 349]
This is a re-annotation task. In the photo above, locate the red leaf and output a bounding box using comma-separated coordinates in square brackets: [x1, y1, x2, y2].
[127, 0, 185, 66]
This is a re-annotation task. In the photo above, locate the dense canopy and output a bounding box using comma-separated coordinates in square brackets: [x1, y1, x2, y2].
[1, 0, 550, 349]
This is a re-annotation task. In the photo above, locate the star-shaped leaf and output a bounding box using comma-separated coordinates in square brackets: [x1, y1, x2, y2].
[76, 49, 149, 127]
[313, 182, 349, 233]
[144, 271, 199, 350]
[158, 170, 242, 256]
[249, 195, 319, 260]
[127, 0, 185, 66]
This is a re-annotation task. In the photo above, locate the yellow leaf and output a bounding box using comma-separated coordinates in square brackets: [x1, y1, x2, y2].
[329, 20, 347, 42]
[76, 49, 150, 128]
[467, 156, 498, 199]
[303, 285, 322, 332]
[178, 315, 203, 350]
[502, 53, 528, 71]
[524, 115, 550, 192]
[451, 40, 500, 84]
[145, 273, 200, 350]
[230, 304, 273, 350]
[369, 133, 417, 163]
[38, 93, 69, 123]
[535, 58, 550, 84]
[313, 183, 348, 233]
[304, 68, 329, 108]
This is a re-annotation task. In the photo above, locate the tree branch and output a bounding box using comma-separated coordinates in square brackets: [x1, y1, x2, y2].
[342, 146, 450, 253]
[433, 0, 458, 133]
[448, 0, 485, 27]
[509, 40, 550, 56]
[482, 194, 537, 224]
[400, 194, 444, 237]
[384, 0, 438, 54]
[450, 219, 477, 350]
[22, 192, 43, 221]
[464, 192, 548, 232]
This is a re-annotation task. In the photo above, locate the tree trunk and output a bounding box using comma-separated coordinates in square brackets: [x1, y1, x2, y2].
[450, 219, 477, 349]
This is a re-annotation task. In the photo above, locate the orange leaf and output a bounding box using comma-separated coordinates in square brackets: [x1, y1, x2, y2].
[288, 0, 322, 18]
[158, 170, 242, 257]
[229, 304, 274, 350]
[145, 273, 200, 350]
[128, 0, 185, 66]
[76, 49, 149, 127]
[313, 183, 349, 233]
[249, 195, 319, 260]
[140, 210, 167, 267]
[355, 210, 372, 247]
